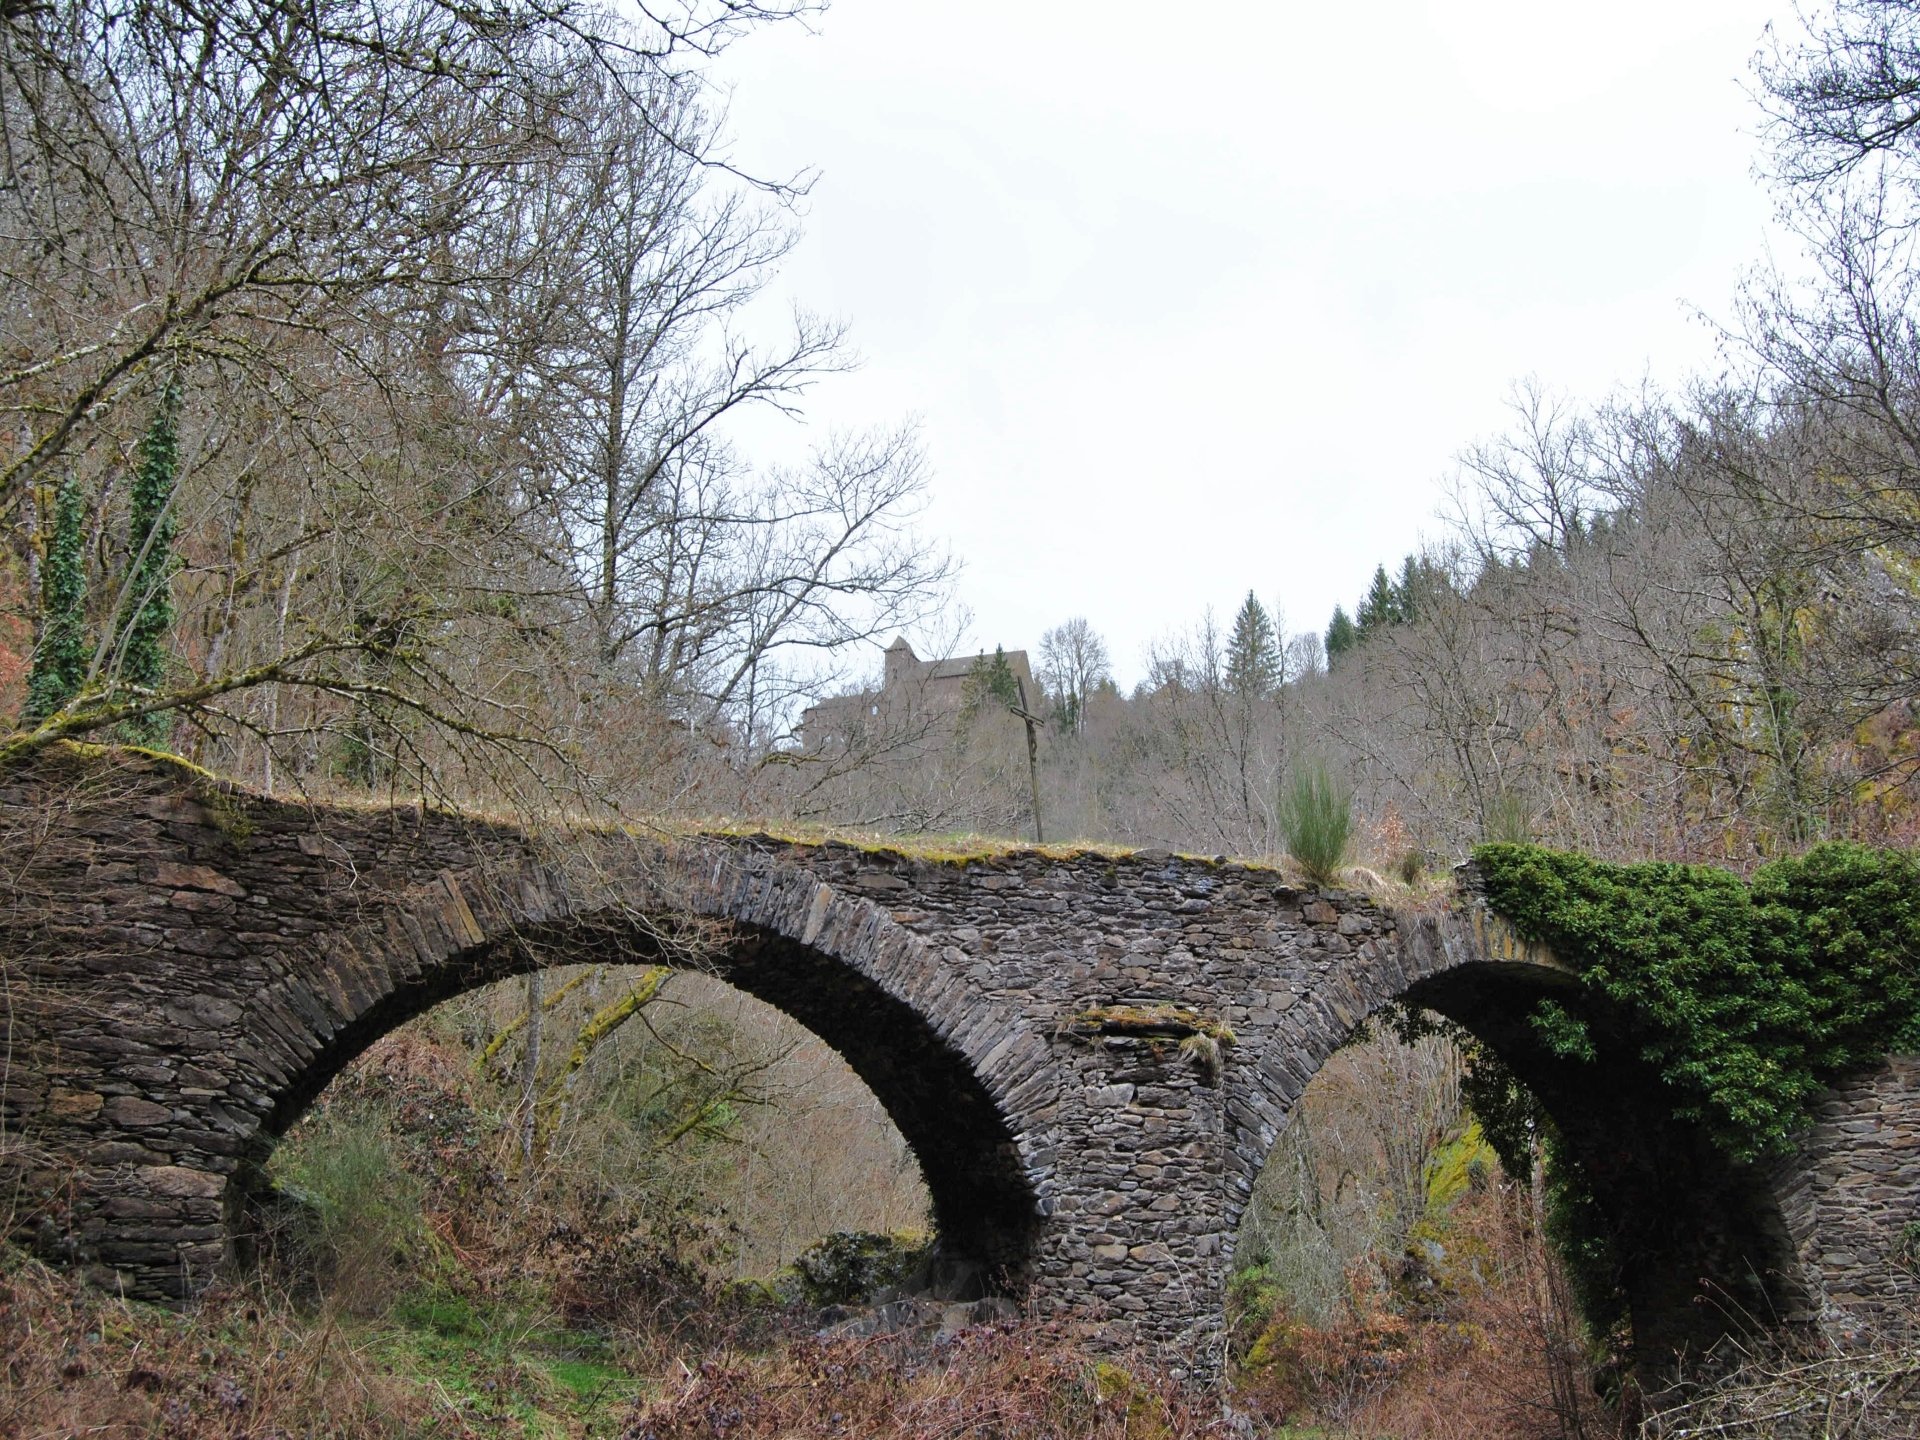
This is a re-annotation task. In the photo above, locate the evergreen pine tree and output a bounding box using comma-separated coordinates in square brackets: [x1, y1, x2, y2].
[1324, 606, 1357, 666]
[1355, 563, 1399, 639]
[1396, 554, 1423, 625]
[969, 644, 1021, 709]
[1224, 591, 1281, 700]
[1393, 552, 1453, 625]
[114, 381, 182, 747]
[1052, 686, 1081, 736]
[24, 479, 89, 722]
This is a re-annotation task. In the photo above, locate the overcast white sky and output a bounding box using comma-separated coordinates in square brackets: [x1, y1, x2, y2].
[709, 1, 1789, 688]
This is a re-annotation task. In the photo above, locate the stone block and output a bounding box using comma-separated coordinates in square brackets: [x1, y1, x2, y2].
[48, 1089, 103, 1119]
[102, 1096, 172, 1127]
[137, 1165, 226, 1199]
[152, 862, 246, 898]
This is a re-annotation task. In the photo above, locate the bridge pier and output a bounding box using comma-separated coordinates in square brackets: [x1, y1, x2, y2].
[1026, 1052, 1237, 1372]
[10, 1044, 253, 1300]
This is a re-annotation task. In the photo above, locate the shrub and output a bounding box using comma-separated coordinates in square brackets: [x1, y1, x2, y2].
[1473, 840, 1920, 1160]
[1279, 761, 1353, 884]
[270, 1112, 428, 1313]
[786, 1230, 930, 1307]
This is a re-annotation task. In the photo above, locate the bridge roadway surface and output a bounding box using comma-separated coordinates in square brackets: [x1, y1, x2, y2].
[3, 747, 1916, 1379]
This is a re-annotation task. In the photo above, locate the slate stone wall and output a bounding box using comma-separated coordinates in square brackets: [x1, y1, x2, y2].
[1773, 1056, 1920, 1328]
[739, 832, 1418, 1374]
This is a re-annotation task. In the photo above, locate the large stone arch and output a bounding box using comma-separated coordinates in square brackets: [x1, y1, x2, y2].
[1222, 899, 1812, 1369]
[239, 847, 1058, 1288]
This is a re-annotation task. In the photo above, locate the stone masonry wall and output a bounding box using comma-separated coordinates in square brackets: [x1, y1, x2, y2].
[739, 834, 1416, 1371]
[0, 750, 1423, 1378]
[1773, 1056, 1920, 1329]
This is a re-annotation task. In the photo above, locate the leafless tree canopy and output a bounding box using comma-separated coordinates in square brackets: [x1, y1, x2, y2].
[767, 5, 1920, 868]
[0, 0, 951, 809]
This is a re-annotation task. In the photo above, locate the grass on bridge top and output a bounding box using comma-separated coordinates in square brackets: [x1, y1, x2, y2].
[39, 740, 1437, 897]
[43, 740, 1241, 866]
[679, 817, 1224, 868]
[669, 820, 1440, 906]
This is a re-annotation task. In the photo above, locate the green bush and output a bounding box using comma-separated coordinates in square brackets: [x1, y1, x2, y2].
[1462, 842, 1920, 1338]
[271, 1112, 428, 1313]
[786, 1230, 930, 1307]
[1279, 762, 1353, 885]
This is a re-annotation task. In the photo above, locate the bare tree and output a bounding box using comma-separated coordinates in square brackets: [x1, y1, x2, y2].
[1, 0, 954, 814]
[1446, 378, 1619, 566]
[1037, 617, 1110, 736]
[1758, 0, 1920, 190]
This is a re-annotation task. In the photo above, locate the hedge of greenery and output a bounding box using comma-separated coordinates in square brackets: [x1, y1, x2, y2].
[1472, 841, 1920, 1162]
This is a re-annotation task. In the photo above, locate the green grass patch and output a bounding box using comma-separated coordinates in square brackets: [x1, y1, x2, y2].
[368, 1286, 647, 1435]
[545, 1356, 638, 1402]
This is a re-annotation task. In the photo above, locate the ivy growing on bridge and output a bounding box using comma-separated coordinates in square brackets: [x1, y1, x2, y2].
[1472, 841, 1920, 1161]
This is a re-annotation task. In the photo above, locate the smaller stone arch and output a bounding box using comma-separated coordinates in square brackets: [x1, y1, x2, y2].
[1226, 900, 1813, 1370]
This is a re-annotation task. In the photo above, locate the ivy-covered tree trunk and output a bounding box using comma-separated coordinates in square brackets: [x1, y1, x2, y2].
[24, 479, 89, 722]
[114, 381, 182, 748]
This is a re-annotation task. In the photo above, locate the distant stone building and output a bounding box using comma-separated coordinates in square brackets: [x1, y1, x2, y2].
[799, 637, 1037, 751]
[881, 637, 1036, 702]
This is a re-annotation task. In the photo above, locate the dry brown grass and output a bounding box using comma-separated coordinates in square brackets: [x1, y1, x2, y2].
[0, 1251, 443, 1440]
[623, 1324, 1231, 1440]
[1639, 1330, 1920, 1438]
[1233, 1183, 1626, 1440]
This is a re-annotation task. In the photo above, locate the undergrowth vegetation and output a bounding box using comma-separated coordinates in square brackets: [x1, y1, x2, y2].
[1638, 1332, 1920, 1437]
[625, 1329, 1226, 1439]
[0, 1244, 1231, 1439]
[1229, 1027, 1618, 1439]
[0, 1248, 444, 1439]
[0, 975, 1644, 1439]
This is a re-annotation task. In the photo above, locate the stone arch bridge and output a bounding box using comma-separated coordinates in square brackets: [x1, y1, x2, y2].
[2, 749, 1915, 1376]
